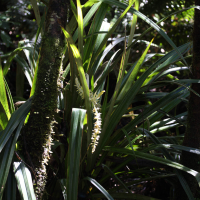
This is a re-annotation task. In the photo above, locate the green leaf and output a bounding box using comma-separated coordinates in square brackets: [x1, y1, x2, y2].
[157, 80, 200, 98]
[29, 52, 40, 97]
[4, 78, 15, 115]
[98, 0, 188, 66]
[33, 10, 46, 48]
[103, 39, 127, 126]
[92, 193, 160, 200]
[141, 90, 189, 130]
[18, 41, 38, 74]
[98, 84, 185, 158]
[94, 50, 120, 93]
[72, 2, 102, 42]
[30, 0, 41, 30]
[13, 162, 36, 200]
[117, 38, 154, 101]
[3, 46, 33, 76]
[0, 118, 25, 199]
[71, 0, 78, 21]
[14, 55, 33, 87]
[1, 31, 12, 47]
[116, 0, 139, 82]
[149, 111, 187, 131]
[59, 179, 67, 200]
[85, 3, 109, 73]
[104, 147, 200, 186]
[143, 144, 200, 156]
[108, 174, 175, 193]
[124, 87, 187, 133]
[102, 164, 131, 193]
[66, 108, 86, 200]
[90, 0, 136, 67]
[62, 27, 93, 154]
[3, 169, 16, 200]
[0, 60, 10, 121]
[84, 177, 114, 200]
[0, 97, 32, 152]
[139, 128, 195, 200]
[77, 0, 84, 58]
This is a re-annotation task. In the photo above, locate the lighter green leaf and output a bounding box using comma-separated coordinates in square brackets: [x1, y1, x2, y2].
[77, 0, 83, 58]
[4, 78, 15, 114]
[67, 108, 86, 200]
[62, 27, 93, 152]
[0, 61, 10, 121]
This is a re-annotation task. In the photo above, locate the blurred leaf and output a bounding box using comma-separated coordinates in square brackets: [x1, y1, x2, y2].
[59, 179, 67, 200]
[1, 31, 12, 47]
[30, 0, 42, 30]
[3, 47, 33, 76]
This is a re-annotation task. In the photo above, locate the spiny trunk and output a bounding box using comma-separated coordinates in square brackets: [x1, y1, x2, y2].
[22, 0, 68, 198]
[177, 1, 200, 199]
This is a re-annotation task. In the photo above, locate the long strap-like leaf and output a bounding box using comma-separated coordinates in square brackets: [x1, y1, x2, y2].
[66, 108, 86, 200]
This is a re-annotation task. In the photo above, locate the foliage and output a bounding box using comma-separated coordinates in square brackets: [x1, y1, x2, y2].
[0, 0, 199, 199]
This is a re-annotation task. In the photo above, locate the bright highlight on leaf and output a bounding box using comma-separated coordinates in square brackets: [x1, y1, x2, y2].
[0, 60, 11, 125]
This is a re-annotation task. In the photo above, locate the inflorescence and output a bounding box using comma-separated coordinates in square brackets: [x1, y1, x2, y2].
[75, 77, 104, 153]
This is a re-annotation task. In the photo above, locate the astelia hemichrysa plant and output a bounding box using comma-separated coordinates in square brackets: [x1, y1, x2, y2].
[0, 0, 199, 199]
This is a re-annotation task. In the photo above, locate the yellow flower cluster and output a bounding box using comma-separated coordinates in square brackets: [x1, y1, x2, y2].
[91, 106, 102, 153]
[75, 77, 104, 153]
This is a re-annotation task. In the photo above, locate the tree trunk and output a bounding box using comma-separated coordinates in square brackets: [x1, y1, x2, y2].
[177, 1, 200, 199]
[22, 0, 68, 198]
